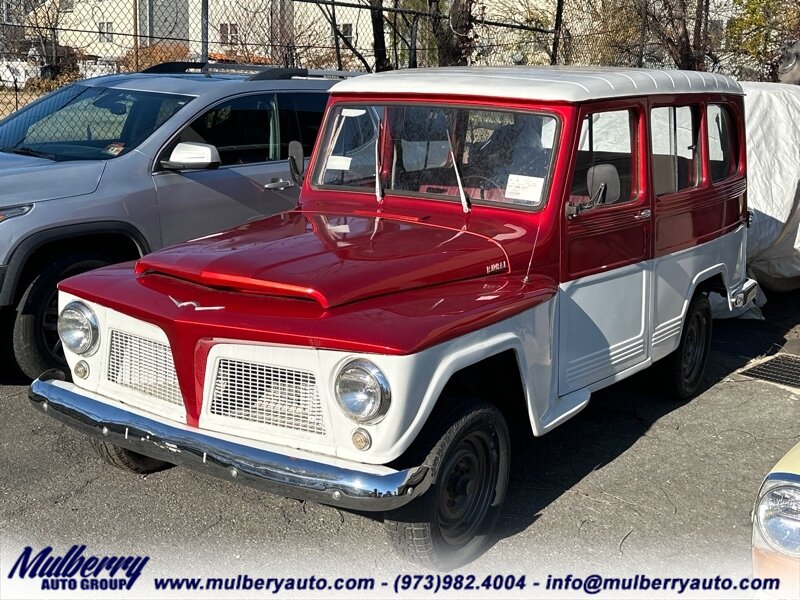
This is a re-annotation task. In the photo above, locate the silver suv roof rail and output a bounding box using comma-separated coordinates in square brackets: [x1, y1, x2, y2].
[140, 61, 208, 74]
[139, 61, 357, 80]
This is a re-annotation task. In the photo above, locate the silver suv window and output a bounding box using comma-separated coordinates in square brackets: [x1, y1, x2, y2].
[0, 84, 191, 161]
[162, 92, 328, 167]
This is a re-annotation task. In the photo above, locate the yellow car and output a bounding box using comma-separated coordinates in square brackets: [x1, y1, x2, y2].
[753, 442, 800, 596]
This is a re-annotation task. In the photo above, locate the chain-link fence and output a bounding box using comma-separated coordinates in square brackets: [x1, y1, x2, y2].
[1, 0, 798, 119]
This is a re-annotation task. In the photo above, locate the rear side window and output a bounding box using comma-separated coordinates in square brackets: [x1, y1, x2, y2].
[278, 93, 328, 158]
[707, 104, 738, 182]
[650, 105, 700, 195]
[170, 93, 278, 166]
[570, 109, 635, 205]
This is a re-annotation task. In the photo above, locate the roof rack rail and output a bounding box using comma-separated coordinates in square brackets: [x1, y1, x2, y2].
[248, 67, 309, 80]
[139, 61, 359, 80]
[248, 67, 358, 81]
[140, 62, 208, 74]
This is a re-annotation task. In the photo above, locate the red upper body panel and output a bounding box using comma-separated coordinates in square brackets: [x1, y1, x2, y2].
[135, 210, 512, 309]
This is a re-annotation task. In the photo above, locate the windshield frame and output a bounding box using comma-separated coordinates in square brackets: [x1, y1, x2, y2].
[310, 100, 562, 213]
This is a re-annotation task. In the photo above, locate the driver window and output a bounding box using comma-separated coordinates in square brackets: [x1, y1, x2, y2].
[570, 109, 635, 205]
[168, 94, 278, 166]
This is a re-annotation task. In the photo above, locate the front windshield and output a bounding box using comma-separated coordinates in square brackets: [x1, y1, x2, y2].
[0, 84, 191, 161]
[314, 103, 559, 209]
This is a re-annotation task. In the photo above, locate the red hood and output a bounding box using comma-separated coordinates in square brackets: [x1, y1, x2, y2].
[136, 210, 510, 308]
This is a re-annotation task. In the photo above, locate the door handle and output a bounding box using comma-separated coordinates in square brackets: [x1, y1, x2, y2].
[634, 209, 652, 220]
[264, 179, 294, 190]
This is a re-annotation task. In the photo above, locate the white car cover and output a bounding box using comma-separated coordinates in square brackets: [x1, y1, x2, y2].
[742, 82, 800, 292]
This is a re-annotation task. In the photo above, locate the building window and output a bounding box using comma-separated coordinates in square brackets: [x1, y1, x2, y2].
[334, 23, 353, 46]
[341, 23, 353, 45]
[98, 22, 113, 43]
[220, 23, 239, 46]
[62, 0, 75, 12]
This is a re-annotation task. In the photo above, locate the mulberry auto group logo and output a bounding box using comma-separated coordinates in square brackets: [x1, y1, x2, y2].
[6, 544, 149, 591]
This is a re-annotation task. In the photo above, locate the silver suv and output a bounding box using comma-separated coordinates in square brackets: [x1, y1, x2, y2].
[0, 62, 350, 379]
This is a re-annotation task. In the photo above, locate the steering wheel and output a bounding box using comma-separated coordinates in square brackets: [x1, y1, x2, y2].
[461, 175, 503, 199]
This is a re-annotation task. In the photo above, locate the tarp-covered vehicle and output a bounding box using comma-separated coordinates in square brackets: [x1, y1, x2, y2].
[741, 82, 800, 292]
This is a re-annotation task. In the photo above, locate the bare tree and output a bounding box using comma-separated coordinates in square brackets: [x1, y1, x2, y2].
[427, 0, 474, 66]
[25, 0, 69, 76]
[480, 0, 558, 65]
[644, 0, 709, 70]
[369, 0, 391, 71]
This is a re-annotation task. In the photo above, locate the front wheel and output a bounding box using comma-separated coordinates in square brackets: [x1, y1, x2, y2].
[13, 255, 109, 380]
[384, 400, 510, 570]
[90, 439, 173, 475]
[663, 292, 713, 399]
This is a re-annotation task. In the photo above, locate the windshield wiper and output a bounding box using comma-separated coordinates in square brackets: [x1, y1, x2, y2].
[1, 146, 55, 160]
[375, 114, 384, 204]
[445, 130, 471, 214]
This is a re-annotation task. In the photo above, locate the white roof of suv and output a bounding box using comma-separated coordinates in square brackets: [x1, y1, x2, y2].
[331, 66, 743, 103]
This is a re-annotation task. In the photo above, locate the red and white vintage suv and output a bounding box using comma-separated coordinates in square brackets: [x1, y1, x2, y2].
[32, 67, 759, 568]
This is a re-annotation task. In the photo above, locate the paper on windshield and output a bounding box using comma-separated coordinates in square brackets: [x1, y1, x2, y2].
[505, 174, 544, 205]
[326, 155, 352, 171]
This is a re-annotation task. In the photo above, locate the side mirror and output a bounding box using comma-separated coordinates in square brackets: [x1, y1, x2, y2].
[161, 142, 221, 171]
[566, 164, 621, 218]
[288, 140, 305, 185]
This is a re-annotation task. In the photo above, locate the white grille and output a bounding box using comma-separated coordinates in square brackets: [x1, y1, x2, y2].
[210, 359, 324, 434]
[107, 330, 183, 406]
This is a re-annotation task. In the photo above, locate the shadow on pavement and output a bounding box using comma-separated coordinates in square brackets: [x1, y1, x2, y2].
[494, 288, 800, 547]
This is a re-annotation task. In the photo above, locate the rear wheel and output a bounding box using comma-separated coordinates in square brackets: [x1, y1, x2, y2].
[90, 439, 173, 475]
[13, 255, 109, 380]
[384, 400, 510, 570]
[663, 293, 712, 399]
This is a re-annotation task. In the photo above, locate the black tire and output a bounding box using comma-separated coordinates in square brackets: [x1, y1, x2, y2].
[384, 399, 510, 570]
[0, 307, 24, 381]
[90, 439, 173, 474]
[663, 293, 713, 400]
[12, 255, 109, 380]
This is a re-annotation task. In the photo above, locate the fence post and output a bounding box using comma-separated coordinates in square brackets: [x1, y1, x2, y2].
[551, 0, 564, 65]
[133, 0, 140, 70]
[201, 0, 209, 62]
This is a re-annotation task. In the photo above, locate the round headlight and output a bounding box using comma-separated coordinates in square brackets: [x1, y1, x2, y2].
[334, 359, 390, 424]
[756, 483, 800, 557]
[57, 301, 99, 356]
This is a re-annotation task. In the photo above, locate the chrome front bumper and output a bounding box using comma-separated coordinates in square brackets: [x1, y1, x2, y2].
[29, 373, 431, 512]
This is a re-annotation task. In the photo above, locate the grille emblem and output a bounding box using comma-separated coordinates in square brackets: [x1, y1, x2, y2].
[169, 296, 225, 311]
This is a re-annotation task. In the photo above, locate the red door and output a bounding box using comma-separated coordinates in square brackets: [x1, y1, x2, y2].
[558, 100, 653, 395]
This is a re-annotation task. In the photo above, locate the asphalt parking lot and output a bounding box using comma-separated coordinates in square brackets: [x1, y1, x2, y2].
[1, 291, 799, 596]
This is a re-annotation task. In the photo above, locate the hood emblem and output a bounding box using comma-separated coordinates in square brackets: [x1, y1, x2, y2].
[169, 296, 225, 311]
